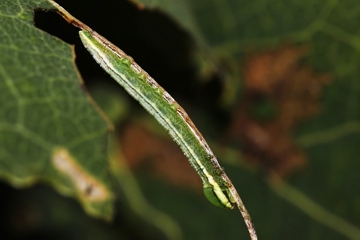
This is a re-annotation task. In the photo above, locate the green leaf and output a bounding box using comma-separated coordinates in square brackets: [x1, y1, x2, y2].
[0, 0, 113, 219]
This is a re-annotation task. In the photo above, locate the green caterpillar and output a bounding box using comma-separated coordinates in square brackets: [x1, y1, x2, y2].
[50, 1, 257, 239]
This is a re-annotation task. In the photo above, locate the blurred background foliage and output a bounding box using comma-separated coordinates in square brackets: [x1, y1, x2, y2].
[1, 0, 360, 239]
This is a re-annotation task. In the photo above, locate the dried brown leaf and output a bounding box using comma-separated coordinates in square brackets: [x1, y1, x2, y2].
[228, 45, 330, 177]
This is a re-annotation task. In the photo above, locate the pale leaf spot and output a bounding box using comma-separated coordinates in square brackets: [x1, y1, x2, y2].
[52, 148, 109, 202]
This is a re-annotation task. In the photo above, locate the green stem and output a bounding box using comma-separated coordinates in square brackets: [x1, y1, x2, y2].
[268, 176, 360, 239]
